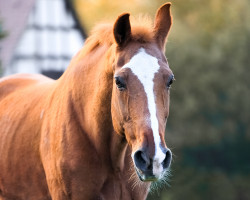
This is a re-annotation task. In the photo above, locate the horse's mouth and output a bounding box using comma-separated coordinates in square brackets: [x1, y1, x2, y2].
[135, 167, 158, 182]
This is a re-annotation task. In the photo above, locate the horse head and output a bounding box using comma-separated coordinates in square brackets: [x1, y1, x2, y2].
[111, 3, 174, 182]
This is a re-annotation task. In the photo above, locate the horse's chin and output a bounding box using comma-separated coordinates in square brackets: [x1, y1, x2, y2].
[135, 167, 159, 182]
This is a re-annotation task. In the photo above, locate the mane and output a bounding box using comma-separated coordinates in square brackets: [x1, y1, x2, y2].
[78, 15, 154, 57]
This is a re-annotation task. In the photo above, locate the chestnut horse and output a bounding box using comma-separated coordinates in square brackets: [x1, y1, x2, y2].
[0, 3, 174, 200]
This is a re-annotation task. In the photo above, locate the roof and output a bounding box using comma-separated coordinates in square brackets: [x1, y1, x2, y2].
[64, 0, 87, 39]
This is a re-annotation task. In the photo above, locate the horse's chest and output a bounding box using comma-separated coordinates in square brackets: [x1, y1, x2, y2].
[99, 176, 149, 200]
[100, 178, 132, 200]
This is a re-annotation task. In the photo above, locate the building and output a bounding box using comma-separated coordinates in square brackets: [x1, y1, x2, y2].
[0, 0, 86, 79]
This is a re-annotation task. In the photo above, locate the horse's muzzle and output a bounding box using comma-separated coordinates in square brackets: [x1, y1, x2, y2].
[133, 148, 172, 181]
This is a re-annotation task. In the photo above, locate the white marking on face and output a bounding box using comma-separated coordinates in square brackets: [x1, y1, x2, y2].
[120, 48, 166, 177]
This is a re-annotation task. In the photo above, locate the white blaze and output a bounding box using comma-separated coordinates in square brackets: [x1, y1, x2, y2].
[120, 48, 165, 176]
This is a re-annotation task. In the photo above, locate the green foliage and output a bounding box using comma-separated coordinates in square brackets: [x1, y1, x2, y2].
[0, 21, 7, 40]
[167, 0, 250, 145]
[0, 19, 7, 76]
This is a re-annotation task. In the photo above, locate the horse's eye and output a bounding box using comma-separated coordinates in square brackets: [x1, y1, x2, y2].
[167, 74, 175, 89]
[115, 76, 126, 91]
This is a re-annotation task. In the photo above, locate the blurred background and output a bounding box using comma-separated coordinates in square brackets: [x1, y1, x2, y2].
[0, 0, 250, 199]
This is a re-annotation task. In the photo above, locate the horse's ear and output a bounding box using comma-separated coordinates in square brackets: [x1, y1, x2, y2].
[153, 3, 172, 52]
[113, 13, 131, 47]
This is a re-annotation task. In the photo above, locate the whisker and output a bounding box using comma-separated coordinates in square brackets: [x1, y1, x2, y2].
[148, 168, 172, 195]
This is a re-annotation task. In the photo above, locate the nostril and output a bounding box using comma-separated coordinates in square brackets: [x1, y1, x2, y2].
[134, 151, 146, 165]
[162, 149, 172, 169]
[134, 150, 150, 171]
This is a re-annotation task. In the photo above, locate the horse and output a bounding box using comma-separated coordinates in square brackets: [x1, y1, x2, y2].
[0, 3, 174, 200]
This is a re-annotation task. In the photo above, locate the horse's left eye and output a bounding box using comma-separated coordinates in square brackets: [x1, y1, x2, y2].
[167, 74, 174, 89]
[115, 76, 126, 91]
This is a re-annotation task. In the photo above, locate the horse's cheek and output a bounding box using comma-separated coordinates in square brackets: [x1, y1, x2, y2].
[111, 106, 123, 135]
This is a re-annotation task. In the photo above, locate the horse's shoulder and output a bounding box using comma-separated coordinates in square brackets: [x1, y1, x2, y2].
[0, 73, 53, 100]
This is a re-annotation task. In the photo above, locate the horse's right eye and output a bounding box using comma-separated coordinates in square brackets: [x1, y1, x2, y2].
[167, 74, 175, 89]
[115, 76, 126, 91]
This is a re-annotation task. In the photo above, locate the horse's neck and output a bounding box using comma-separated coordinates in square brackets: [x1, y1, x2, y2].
[59, 45, 127, 171]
